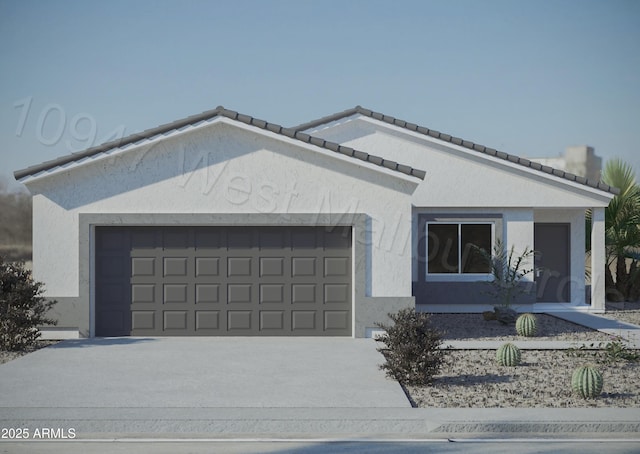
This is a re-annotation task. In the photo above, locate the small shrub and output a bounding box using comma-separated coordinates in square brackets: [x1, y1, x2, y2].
[375, 308, 445, 386]
[515, 313, 538, 337]
[496, 343, 521, 366]
[571, 365, 603, 399]
[0, 258, 57, 351]
[564, 337, 639, 365]
[602, 338, 640, 364]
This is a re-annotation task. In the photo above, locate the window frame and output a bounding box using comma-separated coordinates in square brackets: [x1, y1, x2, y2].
[425, 221, 495, 280]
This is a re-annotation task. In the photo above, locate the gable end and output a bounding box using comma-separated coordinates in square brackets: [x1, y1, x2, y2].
[293, 106, 619, 195]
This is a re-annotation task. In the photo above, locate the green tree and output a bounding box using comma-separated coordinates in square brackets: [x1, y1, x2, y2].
[591, 159, 640, 301]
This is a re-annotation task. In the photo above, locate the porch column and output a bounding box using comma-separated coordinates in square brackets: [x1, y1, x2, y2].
[590, 207, 606, 312]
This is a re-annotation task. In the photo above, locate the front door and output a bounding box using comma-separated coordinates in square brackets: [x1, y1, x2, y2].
[534, 223, 571, 302]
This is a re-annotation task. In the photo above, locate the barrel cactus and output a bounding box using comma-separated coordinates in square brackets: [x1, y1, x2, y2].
[571, 365, 603, 399]
[496, 343, 521, 366]
[516, 313, 537, 337]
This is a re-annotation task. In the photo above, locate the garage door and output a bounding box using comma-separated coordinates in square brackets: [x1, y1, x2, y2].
[95, 226, 352, 336]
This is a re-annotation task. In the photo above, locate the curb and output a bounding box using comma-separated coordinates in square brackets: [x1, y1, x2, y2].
[3, 407, 640, 439]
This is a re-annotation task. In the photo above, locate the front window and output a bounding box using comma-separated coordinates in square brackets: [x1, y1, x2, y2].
[427, 223, 492, 274]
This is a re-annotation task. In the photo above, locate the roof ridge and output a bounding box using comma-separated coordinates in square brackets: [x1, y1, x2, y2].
[14, 106, 425, 182]
[293, 106, 619, 195]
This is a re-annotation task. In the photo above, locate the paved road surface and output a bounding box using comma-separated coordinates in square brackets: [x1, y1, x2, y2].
[2, 439, 640, 454]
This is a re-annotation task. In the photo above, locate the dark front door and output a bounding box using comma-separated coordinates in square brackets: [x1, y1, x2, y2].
[534, 223, 571, 302]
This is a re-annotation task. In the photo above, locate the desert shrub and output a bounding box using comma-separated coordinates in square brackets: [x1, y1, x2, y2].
[565, 337, 639, 365]
[0, 257, 57, 351]
[375, 308, 445, 386]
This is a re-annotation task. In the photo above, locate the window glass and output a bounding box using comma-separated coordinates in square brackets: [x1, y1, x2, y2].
[461, 224, 492, 273]
[427, 222, 493, 274]
[427, 224, 458, 273]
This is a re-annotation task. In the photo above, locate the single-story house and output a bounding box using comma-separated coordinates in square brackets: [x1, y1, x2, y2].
[14, 105, 617, 339]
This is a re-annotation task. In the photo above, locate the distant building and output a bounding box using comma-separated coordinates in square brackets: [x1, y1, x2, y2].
[530, 146, 602, 182]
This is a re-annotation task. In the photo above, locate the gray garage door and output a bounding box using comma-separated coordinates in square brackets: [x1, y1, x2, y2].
[95, 226, 352, 336]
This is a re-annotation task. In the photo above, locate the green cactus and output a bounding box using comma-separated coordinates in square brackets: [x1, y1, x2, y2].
[516, 313, 537, 337]
[496, 343, 521, 366]
[571, 365, 603, 399]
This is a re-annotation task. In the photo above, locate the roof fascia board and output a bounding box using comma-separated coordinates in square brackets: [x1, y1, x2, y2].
[358, 114, 615, 200]
[17, 117, 224, 185]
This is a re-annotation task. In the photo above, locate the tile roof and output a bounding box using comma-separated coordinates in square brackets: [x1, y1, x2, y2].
[293, 106, 619, 195]
[14, 106, 426, 181]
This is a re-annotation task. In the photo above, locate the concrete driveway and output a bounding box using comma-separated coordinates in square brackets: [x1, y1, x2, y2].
[0, 337, 410, 408]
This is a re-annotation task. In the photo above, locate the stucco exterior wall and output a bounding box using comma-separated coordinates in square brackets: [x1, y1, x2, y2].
[26, 120, 418, 336]
[307, 118, 612, 209]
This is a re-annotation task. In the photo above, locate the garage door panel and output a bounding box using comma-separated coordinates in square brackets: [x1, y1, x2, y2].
[99, 283, 126, 303]
[228, 310, 252, 330]
[196, 257, 219, 276]
[324, 229, 351, 248]
[99, 256, 128, 278]
[291, 229, 317, 249]
[324, 284, 349, 304]
[292, 311, 316, 331]
[130, 230, 157, 249]
[196, 284, 219, 304]
[131, 257, 155, 277]
[195, 310, 220, 330]
[163, 257, 188, 276]
[96, 310, 125, 334]
[260, 311, 285, 330]
[131, 311, 155, 330]
[98, 230, 126, 250]
[260, 257, 284, 276]
[163, 284, 188, 304]
[228, 230, 253, 249]
[260, 284, 284, 303]
[163, 229, 190, 249]
[163, 311, 188, 330]
[292, 284, 317, 303]
[227, 257, 252, 276]
[325, 311, 350, 331]
[194, 230, 220, 248]
[324, 257, 349, 277]
[292, 257, 316, 276]
[259, 230, 285, 249]
[96, 226, 351, 336]
[132, 284, 155, 303]
[227, 284, 252, 303]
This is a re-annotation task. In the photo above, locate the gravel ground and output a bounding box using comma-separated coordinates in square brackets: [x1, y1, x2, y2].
[404, 312, 640, 408]
[603, 301, 640, 326]
[406, 349, 640, 408]
[430, 313, 613, 342]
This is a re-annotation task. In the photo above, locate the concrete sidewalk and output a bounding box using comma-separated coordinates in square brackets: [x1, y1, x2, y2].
[553, 312, 640, 347]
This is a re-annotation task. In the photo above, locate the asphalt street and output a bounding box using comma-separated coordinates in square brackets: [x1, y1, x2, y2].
[2, 439, 640, 454]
